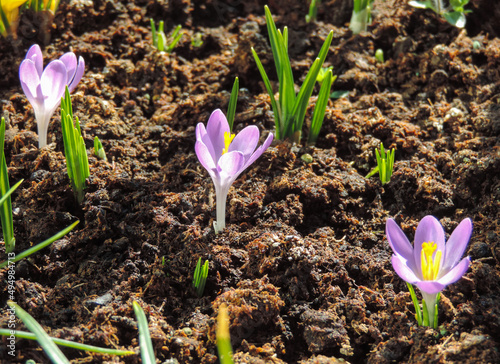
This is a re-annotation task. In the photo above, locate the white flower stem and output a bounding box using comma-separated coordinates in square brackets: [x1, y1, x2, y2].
[214, 186, 228, 234]
[36, 114, 50, 148]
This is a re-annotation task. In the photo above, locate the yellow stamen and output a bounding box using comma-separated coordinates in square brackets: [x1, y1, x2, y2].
[222, 131, 235, 155]
[420, 242, 442, 281]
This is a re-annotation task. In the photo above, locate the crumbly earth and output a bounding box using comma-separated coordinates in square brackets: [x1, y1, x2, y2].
[0, 0, 499, 363]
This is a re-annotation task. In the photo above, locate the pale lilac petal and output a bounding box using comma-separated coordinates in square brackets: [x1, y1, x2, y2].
[442, 218, 473, 274]
[206, 109, 230, 159]
[242, 133, 273, 170]
[195, 140, 216, 172]
[196, 122, 207, 141]
[437, 257, 471, 285]
[67, 56, 85, 93]
[417, 257, 471, 294]
[40, 60, 67, 111]
[196, 122, 217, 162]
[59, 52, 77, 81]
[19, 60, 43, 107]
[228, 125, 259, 160]
[391, 255, 420, 284]
[414, 216, 445, 278]
[26, 44, 43, 76]
[386, 218, 414, 261]
[217, 151, 245, 177]
[416, 280, 445, 295]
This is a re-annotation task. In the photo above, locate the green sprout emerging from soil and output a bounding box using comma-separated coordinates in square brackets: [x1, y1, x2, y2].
[365, 143, 395, 185]
[133, 301, 157, 364]
[226, 77, 239, 131]
[60, 87, 90, 205]
[192, 257, 209, 297]
[409, 0, 471, 28]
[94, 136, 107, 161]
[349, 0, 374, 34]
[150, 19, 183, 53]
[252, 6, 333, 145]
[306, 0, 320, 23]
[216, 304, 234, 364]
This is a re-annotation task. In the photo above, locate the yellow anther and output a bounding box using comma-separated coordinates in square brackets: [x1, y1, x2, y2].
[222, 131, 235, 155]
[420, 242, 442, 281]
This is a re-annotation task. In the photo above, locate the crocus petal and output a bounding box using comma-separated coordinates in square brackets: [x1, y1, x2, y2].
[417, 257, 471, 294]
[228, 125, 260, 160]
[441, 218, 473, 274]
[206, 109, 230, 159]
[217, 150, 245, 177]
[25, 44, 43, 76]
[195, 122, 207, 141]
[59, 52, 77, 83]
[67, 56, 85, 93]
[195, 140, 217, 172]
[242, 133, 274, 171]
[414, 216, 445, 278]
[19, 60, 43, 107]
[416, 280, 446, 295]
[196, 123, 217, 164]
[437, 256, 471, 286]
[40, 60, 68, 111]
[391, 255, 420, 284]
[386, 218, 414, 261]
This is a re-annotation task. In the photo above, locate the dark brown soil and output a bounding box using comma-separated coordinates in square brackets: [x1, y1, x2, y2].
[1, 0, 499, 363]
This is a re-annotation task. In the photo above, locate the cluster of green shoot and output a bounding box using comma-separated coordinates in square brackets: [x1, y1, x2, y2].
[365, 143, 395, 185]
[60, 87, 90, 205]
[306, 0, 320, 23]
[150, 19, 183, 53]
[192, 257, 209, 297]
[409, 0, 470, 28]
[349, 0, 374, 34]
[252, 6, 334, 145]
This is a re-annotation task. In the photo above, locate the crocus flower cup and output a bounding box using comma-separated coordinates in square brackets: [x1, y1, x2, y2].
[195, 109, 273, 233]
[386, 215, 472, 327]
[19, 44, 85, 148]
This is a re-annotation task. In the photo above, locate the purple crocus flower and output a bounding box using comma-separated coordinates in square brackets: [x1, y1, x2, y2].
[19, 44, 85, 148]
[195, 109, 273, 233]
[386, 215, 472, 327]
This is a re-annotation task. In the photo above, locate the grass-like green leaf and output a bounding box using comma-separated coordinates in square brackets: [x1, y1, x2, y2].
[307, 69, 333, 146]
[93, 136, 107, 161]
[0, 117, 17, 253]
[0, 221, 79, 269]
[133, 301, 156, 364]
[406, 282, 423, 326]
[216, 304, 234, 364]
[165, 25, 183, 53]
[306, 0, 320, 23]
[150, 19, 159, 48]
[60, 87, 90, 205]
[192, 257, 209, 297]
[226, 77, 239, 131]
[0, 329, 134, 356]
[8, 301, 70, 364]
[253, 6, 333, 143]
[251, 47, 281, 138]
[365, 143, 395, 185]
